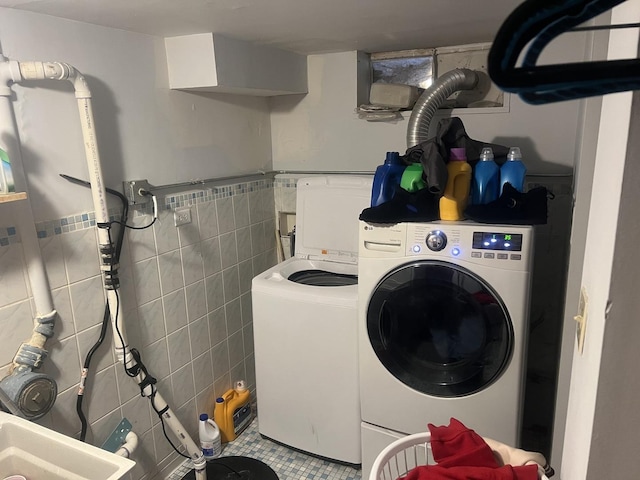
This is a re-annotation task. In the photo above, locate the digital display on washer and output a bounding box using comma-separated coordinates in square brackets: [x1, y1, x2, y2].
[472, 232, 523, 251]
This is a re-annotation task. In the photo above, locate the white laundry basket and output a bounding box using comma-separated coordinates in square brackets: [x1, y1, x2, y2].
[369, 432, 550, 480]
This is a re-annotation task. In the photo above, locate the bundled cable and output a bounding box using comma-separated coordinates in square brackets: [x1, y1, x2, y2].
[61, 175, 130, 441]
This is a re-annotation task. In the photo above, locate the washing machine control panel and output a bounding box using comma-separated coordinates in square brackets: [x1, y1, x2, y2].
[403, 222, 532, 270]
[425, 231, 447, 251]
[360, 221, 532, 270]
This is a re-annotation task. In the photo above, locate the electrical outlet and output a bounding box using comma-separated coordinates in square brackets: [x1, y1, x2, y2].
[174, 206, 192, 227]
[574, 286, 588, 354]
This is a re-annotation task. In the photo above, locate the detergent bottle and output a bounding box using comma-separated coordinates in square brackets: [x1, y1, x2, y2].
[471, 147, 500, 205]
[214, 380, 253, 443]
[439, 147, 472, 221]
[370, 151, 405, 206]
[198, 413, 222, 460]
[0, 147, 15, 194]
[500, 146, 527, 193]
[400, 163, 426, 193]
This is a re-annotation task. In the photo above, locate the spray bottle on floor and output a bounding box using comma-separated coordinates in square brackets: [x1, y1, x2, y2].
[214, 380, 253, 443]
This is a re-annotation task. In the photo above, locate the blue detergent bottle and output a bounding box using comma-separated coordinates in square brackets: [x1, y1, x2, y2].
[371, 151, 405, 207]
[472, 147, 500, 204]
[500, 146, 527, 194]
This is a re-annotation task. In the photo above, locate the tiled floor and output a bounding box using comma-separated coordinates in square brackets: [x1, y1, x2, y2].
[168, 418, 362, 480]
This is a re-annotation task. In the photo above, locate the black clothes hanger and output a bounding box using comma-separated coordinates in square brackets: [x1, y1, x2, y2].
[488, 0, 638, 104]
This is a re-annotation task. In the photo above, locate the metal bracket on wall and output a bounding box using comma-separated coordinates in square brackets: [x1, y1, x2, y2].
[123, 179, 152, 206]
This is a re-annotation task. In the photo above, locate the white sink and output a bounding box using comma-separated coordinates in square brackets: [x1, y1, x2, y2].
[0, 412, 135, 480]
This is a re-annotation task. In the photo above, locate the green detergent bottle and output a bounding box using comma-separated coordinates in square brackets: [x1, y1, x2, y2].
[400, 163, 426, 192]
[0, 147, 15, 194]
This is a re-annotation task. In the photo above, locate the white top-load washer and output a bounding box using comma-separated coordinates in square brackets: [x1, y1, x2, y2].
[252, 175, 373, 465]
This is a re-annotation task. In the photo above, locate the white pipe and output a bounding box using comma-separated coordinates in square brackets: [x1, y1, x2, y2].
[0, 56, 56, 370]
[63, 64, 206, 480]
[115, 431, 139, 458]
[142, 383, 207, 476]
[6, 59, 207, 479]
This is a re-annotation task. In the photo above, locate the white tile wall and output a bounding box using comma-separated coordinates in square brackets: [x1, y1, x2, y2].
[70, 276, 107, 331]
[0, 179, 277, 480]
[61, 229, 101, 284]
[185, 280, 207, 322]
[133, 257, 162, 306]
[163, 289, 188, 334]
[201, 236, 222, 276]
[0, 244, 29, 305]
[216, 198, 236, 234]
[205, 273, 225, 312]
[197, 202, 219, 240]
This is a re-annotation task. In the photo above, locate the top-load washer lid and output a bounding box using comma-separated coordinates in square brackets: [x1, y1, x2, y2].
[295, 175, 373, 264]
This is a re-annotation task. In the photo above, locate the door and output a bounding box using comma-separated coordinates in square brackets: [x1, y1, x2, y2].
[367, 260, 513, 397]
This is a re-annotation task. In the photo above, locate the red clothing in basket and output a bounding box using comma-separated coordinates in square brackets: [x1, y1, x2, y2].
[400, 418, 539, 480]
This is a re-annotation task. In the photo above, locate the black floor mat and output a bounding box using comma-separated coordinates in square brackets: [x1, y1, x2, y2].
[180, 456, 279, 480]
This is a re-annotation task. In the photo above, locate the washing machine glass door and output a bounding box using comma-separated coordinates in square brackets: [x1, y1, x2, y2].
[367, 260, 513, 397]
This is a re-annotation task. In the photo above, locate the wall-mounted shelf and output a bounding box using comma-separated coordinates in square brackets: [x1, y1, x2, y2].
[0, 192, 27, 203]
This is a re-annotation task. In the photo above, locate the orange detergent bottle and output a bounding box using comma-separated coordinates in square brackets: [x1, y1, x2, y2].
[439, 147, 472, 221]
[213, 380, 253, 443]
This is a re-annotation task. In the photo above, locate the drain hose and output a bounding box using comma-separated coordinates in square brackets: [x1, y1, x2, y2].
[406, 68, 479, 148]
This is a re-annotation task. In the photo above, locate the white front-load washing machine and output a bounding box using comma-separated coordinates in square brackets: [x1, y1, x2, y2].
[252, 175, 372, 465]
[358, 221, 534, 477]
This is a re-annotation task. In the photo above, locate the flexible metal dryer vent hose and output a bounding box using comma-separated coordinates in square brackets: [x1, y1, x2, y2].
[406, 68, 479, 148]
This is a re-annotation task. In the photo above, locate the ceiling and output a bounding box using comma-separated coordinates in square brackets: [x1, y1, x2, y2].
[0, 0, 521, 54]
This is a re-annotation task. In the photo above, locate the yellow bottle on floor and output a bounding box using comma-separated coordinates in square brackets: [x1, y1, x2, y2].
[439, 147, 472, 221]
[214, 380, 253, 443]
